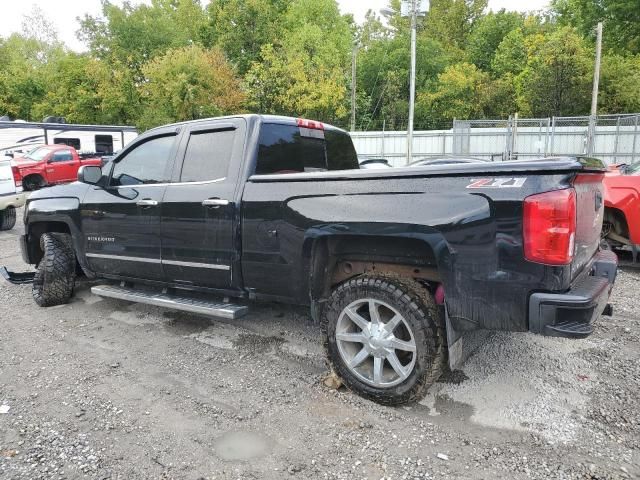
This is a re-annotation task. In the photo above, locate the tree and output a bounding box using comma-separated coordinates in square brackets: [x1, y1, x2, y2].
[138, 45, 245, 130]
[425, 0, 488, 52]
[22, 5, 59, 46]
[416, 63, 490, 123]
[552, 0, 640, 54]
[78, 0, 208, 77]
[357, 33, 451, 130]
[467, 10, 523, 71]
[205, 0, 291, 75]
[491, 27, 528, 76]
[515, 27, 592, 117]
[0, 34, 61, 120]
[598, 54, 640, 113]
[245, 0, 353, 124]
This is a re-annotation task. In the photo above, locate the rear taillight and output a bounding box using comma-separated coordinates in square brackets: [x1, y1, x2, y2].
[523, 188, 576, 265]
[11, 165, 22, 188]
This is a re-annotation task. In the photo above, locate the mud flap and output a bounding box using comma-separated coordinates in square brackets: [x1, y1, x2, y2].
[445, 306, 464, 370]
[0, 266, 35, 284]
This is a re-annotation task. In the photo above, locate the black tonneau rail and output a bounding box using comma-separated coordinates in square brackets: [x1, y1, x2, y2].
[249, 157, 606, 183]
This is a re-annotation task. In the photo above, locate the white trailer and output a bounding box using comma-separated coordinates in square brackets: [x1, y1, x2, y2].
[0, 120, 138, 156]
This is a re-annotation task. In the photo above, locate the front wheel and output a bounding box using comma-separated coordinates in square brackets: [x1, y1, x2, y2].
[322, 275, 446, 406]
[0, 206, 16, 231]
[32, 233, 76, 307]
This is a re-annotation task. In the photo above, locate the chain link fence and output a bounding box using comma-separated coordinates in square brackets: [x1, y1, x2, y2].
[351, 114, 640, 166]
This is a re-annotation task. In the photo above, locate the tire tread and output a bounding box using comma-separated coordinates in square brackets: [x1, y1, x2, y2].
[32, 233, 76, 307]
[322, 273, 446, 406]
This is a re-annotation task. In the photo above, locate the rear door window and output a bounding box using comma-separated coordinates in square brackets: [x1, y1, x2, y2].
[180, 129, 235, 182]
[325, 129, 359, 170]
[255, 124, 327, 175]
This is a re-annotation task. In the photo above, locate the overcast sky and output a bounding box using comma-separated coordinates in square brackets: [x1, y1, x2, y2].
[0, 0, 551, 52]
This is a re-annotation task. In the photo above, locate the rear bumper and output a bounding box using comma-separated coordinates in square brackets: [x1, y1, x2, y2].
[528, 250, 617, 338]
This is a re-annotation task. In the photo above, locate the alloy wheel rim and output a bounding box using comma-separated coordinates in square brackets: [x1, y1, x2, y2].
[335, 298, 417, 388]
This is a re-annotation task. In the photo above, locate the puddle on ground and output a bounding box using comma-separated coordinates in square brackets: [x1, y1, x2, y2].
[434, 393, 474, 420]
[214, 431, 272, 461]
[416, 381, 474, 421]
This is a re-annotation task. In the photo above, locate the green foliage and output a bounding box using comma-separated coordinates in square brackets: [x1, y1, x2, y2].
[0, 0, 638, 133]
[552, 0, 640, 54]
[139, 45, 245, 130]
[245, 0, 352, 124]
[491, 28, 528, 76]
[78, 0, 208, 76]
[206, 0, 291, 74]
[357, 33, 451, 130]
[467, 10, 523, 71]
[426, 0, 488, 52]
[416, 63, 490, 122]
[515, 27, 592, 117]
[598, 54, 640, 113]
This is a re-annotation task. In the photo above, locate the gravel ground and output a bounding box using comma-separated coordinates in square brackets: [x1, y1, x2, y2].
[0, 209, 638, 480]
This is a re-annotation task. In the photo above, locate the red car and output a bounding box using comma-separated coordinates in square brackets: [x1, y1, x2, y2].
[603, 160, 640, 261]
[13, 145, 102, 191]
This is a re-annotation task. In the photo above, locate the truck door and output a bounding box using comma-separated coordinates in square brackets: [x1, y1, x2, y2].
[81, 130, 180, 280]
[47, 149, 76, 184]
[160, 118, 245, 290]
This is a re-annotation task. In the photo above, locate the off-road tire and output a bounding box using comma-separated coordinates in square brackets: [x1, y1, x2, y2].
[32, 233, 76, 307]
[322, 274, 446, 406]
[0, 206, 16, 231]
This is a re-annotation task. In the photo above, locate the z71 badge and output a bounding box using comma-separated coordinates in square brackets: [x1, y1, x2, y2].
[467, 177, 527, 189]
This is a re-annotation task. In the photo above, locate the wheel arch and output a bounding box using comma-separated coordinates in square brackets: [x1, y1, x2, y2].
[24, 200, 95, 277]
[304, 225, 452, 305]
[22, 173, 46, 190]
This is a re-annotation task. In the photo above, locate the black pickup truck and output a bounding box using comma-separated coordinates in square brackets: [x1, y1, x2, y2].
[15, 114, 617, 405]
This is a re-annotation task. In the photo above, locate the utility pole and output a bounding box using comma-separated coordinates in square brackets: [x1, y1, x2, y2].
[351, 43, 358, 132]
[407, 0, 417, 164]
[380, 0, 427, 162]
[591, 22, 603, 117]
[587, 22, 603, 156]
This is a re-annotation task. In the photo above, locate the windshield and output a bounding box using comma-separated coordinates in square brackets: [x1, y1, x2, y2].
[626, 161, 640, 175]
[25, 147, 53, 161]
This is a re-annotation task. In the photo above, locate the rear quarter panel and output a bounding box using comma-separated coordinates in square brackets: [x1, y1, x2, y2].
[241, 172, 576, 332]
[603, 173, 640, 244]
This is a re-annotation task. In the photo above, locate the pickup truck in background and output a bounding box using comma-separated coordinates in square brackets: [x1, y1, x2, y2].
[603, 159, 640, 262]
[0, 155, 25, 230]
[13, 145, 102, 191]
[15, 114, 617, 405]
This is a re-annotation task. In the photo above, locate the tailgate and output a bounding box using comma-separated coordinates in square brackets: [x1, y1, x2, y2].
[0, 160, 16, 196]
[572, 173, 605, 279]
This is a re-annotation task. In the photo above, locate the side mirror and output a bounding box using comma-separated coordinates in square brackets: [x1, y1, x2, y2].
[78, 165, 102, 185]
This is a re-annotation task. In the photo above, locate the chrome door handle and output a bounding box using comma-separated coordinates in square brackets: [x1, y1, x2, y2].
[137, 199, 158, 207]
[202, 198, 230, 208]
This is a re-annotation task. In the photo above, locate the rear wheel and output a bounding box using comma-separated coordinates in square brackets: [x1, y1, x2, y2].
[32, 233, 76, 307]
[23, 175, 45, 191]
[322, 275, 446, 405]
[0, 206, 16, 231]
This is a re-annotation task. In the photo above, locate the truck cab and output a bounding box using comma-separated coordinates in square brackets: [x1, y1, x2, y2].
[14, 145, 102, 191]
